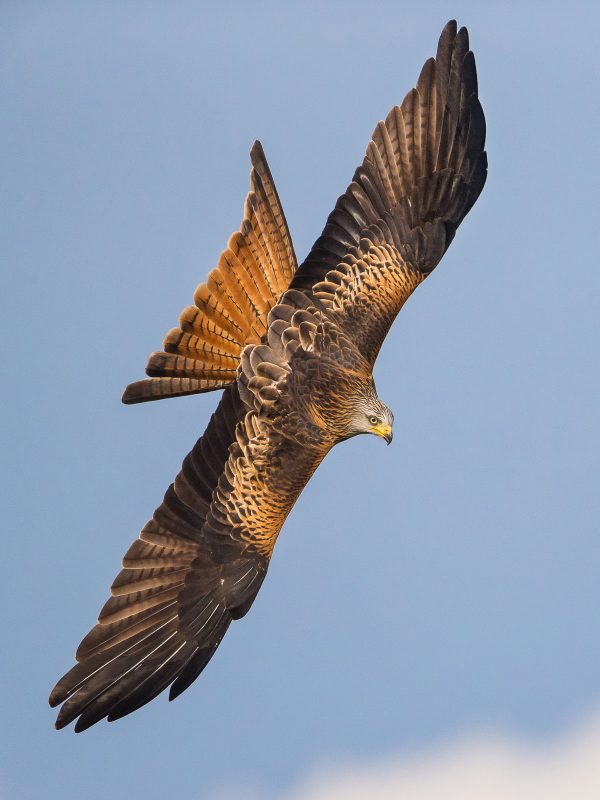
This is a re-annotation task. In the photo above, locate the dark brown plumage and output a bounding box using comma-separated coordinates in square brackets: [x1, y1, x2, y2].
[50, 20, 487, 731]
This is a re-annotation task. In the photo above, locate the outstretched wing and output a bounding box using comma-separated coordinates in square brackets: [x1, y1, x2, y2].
[123, 141, 297, 404]
[51, 371, 325, 731]
[291, 21, 487, 366]
[49, 388, 254, 731]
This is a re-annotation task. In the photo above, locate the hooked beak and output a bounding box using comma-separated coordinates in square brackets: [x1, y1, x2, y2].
[373, 424, 393, 445]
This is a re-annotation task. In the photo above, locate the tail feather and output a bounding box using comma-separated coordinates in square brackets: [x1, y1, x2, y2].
[122, 377, 221, 404]
[123, 142, 297, 404]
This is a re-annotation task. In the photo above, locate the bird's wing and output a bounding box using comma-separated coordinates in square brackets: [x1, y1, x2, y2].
[50, 375, 325, 731]
[291, 21, 487, 367]
[50, 387, 246, 730]
[123, 141, 297, 404]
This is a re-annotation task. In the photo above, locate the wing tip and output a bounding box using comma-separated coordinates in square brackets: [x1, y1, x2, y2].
[439, 19, 457, 46]
[250, 139, 265, 164]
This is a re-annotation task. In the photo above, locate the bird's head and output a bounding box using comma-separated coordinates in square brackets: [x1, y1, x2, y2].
[347, 386, 394, 445]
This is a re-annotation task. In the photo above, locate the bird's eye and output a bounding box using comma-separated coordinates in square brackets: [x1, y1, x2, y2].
[369, 415, 379, 426]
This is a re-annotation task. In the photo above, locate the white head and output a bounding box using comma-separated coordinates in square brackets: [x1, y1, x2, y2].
[348, 387, 394, 445]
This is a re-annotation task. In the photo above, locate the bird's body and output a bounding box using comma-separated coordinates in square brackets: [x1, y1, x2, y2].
[50, 20, 487, 731]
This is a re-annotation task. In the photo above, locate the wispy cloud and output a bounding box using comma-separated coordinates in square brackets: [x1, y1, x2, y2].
[287, 711, 600, 800]
[212, 709, 600, 800]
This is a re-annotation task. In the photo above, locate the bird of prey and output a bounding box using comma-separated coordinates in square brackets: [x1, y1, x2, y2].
[50, 20, 487, 731]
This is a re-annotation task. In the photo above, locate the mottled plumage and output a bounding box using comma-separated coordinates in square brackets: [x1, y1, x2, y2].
[50, 21, 487, 731]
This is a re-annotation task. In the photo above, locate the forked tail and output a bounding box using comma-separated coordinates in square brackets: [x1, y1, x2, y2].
[122, 142, 297, 404]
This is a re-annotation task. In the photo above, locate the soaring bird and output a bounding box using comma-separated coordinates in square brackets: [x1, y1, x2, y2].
[50, 20, 487, 731]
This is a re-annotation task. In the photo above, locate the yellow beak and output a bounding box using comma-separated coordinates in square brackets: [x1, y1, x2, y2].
[372, 423, 393, 445]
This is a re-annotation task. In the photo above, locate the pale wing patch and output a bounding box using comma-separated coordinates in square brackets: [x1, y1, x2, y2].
[313, 239, 423, 365]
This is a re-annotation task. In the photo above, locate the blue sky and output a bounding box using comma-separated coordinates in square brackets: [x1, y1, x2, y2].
[2, 2, 600, 798]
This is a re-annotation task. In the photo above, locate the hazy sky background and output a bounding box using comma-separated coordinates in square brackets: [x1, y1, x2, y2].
[2, 2, 599, 798]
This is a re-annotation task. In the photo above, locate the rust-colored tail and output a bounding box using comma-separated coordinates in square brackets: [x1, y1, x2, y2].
[122, 141, 297, 404]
